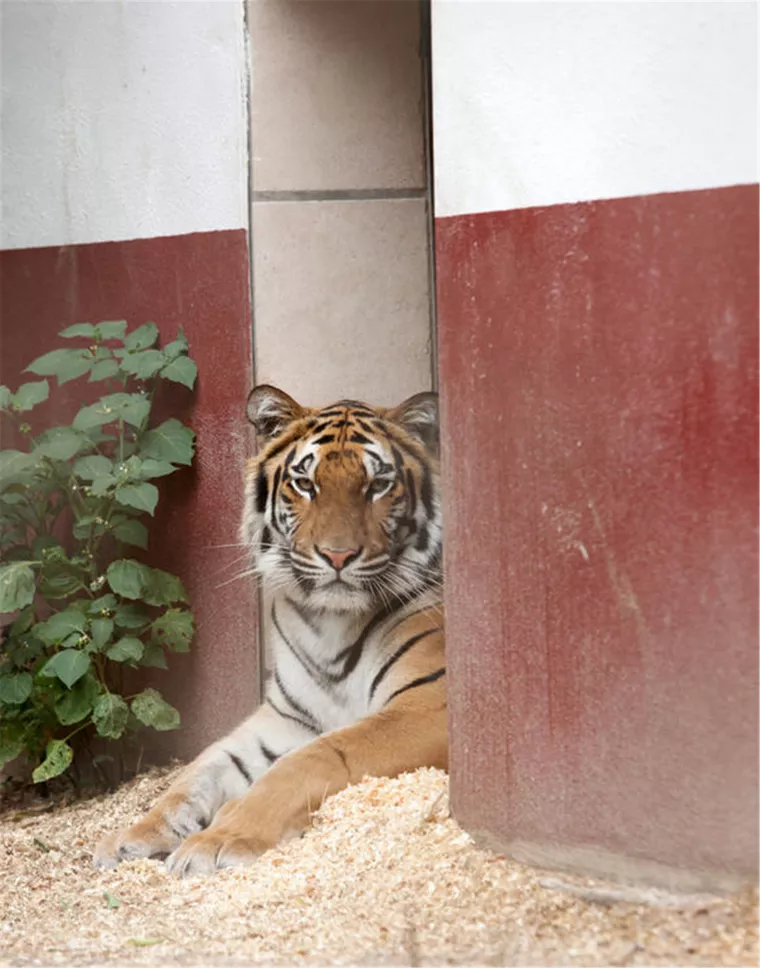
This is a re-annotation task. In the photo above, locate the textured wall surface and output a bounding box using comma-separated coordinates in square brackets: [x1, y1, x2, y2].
[1, 0, 248, 249]
[247, 0, 433, 410]
[433, 0, 758, 885]
[0, 1, 256, 759]
[433, 1, 757, 217]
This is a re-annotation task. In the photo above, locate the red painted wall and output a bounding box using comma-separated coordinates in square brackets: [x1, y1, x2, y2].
[0, 230, 258, 761]
[437, 185, 759, 886]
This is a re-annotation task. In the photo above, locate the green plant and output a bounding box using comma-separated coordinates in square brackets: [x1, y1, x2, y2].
[0, 320, 197, 783]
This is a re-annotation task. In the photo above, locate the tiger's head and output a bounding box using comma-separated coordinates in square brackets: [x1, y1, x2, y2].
[241, 385, 442, 614]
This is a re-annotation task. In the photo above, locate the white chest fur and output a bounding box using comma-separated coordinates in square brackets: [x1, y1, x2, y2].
[266, 591, 439, 733]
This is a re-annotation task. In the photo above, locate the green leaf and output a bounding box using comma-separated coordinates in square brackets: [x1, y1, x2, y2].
[0, 451, 37, 485]
[160, 356, 197, 390]
[73, 455, 112, 480]
[152, 609, 194, 652]
[46, 550, 73, 582]
[121, 455, 143, 478]
[10, 605, 35, 636]
[90, 475, 116, 496]
[106, 636, 144, 663]
[0, 563, 36, 612]
[26, 348, 91, 385]
[106, 559, 147, 600]
[112, 519, 148, 549]
[90, 617, 114, 650]
[113, 604, 150, 629]
[0, 737, 24, 770]
[134, 458, 176, 480]
[34, 611, 86, 646]
[73, 393, 150, 431]
[65, 598, 90, 615]
[33, 535, 63, 557]
[54, 675, 100, 725]
[40, 650, 91, 688]
[131, 689, 180, 731]
[140, 642, 168, 669]
[88, 359, 121, 382]
[142, 569, 187, 607]
[124, 322, 159, 352]
[114, 482, 158, 515]
[103, 892, 121, 910]
[0, 385, 12, 409]
[39, 572, 84, 600]
[32, 739, 73, 783]
[85, 429, 116, 446]
[162, 332, 188, 361]
[26, 348, 74, 375]
[72, 402, 115, 432]
[59, 322, 96, 339]
[96, 320, 127, 341]
[35, 427, 90, 460]
[88, 594, 117, 615]
[0, 672, 33, 704]
[121, 349, 165, 380]
[37, 554, 85, 601]
[12, 380, 49, 412]
[113, 393, 151, 428]
[139, 419, 195, 466]
[92, 693, 129, 739]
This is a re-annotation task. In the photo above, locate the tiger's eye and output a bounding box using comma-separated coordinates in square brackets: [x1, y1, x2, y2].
[369, 478, 392, 497]
[293, 477, 315, 495]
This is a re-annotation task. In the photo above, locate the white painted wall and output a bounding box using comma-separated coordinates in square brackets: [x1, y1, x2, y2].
[1, 0, 248, 250]
[432, 1, 758, 218]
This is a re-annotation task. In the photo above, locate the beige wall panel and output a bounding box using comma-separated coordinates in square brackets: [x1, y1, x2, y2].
[249, 0, 425, 192]
[252, 197, 432, 407]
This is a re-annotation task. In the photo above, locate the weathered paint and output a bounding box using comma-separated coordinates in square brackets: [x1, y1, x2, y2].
[0, 231, 258, 760]
[436, 185, 759, 886]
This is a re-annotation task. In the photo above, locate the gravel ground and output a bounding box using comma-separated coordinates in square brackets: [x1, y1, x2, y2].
[0, 766, 757, 967]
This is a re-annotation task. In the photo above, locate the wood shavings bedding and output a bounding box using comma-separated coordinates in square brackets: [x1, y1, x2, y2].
[0, 766, 757, 967]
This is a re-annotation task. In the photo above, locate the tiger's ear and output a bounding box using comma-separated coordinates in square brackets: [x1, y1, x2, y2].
[386, 391, 439, 454]
[246, 385, 305, 440]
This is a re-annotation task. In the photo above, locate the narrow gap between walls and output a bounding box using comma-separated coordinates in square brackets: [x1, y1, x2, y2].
[420, 0, 439, 394]
[241, 0, 268, 709]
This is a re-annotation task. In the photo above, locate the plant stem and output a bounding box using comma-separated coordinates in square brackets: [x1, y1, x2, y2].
[63, 719, 93, 744]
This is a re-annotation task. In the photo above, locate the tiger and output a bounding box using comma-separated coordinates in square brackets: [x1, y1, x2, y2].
[93, 384, 446, 876]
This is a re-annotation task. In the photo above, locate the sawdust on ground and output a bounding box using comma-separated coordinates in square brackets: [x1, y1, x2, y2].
[0, 766, 757, 967]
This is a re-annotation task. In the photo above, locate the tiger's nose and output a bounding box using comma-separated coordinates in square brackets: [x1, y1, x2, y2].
[315, 546, 361, 571]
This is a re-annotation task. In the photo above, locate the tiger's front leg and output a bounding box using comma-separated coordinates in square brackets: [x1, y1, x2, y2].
[165, 679, 447, 877]
[92, 702, 312, 869]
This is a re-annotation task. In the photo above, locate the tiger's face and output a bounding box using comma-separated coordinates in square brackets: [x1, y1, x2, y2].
[242, 385, 442, 614]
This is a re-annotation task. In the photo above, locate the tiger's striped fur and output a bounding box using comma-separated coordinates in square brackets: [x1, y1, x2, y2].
[93, 385, 446, 876]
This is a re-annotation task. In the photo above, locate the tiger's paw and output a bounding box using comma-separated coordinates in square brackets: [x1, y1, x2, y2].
[92, 820, 179, 870]
[164, 828, 268, 877]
